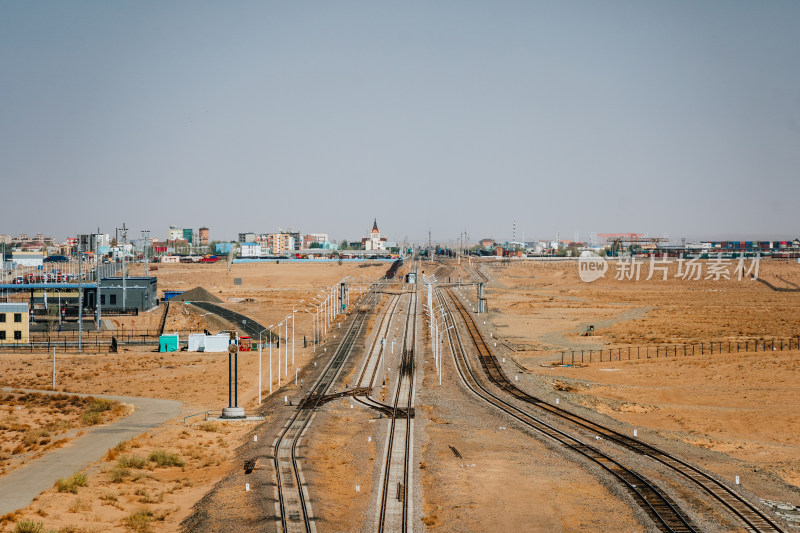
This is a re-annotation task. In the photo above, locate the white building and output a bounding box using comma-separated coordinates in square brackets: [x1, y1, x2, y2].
[240, 242, 262, 257]
[362, 219, 387, 251]
[12, 251, 44, 268]
[167, 227, 183, 241]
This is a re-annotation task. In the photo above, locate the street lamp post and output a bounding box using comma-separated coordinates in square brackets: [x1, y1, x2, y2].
[277, 320, 283, 387]
[285, 316, 290, 376]
[258, 328, 265, 404]
[268, 324, 274, 395]
[315, 296, 326, 340]
[292, 300, 303, 366]
[321, 290, 329, 333]
[304, 309, 315, 353]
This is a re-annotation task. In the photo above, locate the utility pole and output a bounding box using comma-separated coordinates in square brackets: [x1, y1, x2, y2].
[78, 241, 83, 352]
[121, 223, 127, 309]
[142, 230, 150, 279]
[96, 232, 101, 331]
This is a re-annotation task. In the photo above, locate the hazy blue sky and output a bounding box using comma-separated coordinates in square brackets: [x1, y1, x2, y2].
[1, 1, 798, 244]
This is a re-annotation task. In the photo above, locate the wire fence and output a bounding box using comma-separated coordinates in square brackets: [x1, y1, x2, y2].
[30, 328, 162, 340]
[559, 337, 800, 365]
[0, 338, 151, 354]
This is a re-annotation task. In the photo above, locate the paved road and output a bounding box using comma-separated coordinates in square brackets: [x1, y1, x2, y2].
[0, 388, 181, 515]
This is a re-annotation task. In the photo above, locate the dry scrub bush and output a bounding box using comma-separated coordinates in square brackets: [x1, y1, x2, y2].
[123, 509, 153, 533]
[104, 441, 128, 461]
[67, 497, 91, 513]
[100, 491, 118, 503]
[149, 450, 184, 467]
[56, 472, 88, 494]
[117, 455, 147, 469]
[12, 520, 47, 533]
[110, 467, 130, 483]
[197, 421, 218, 432]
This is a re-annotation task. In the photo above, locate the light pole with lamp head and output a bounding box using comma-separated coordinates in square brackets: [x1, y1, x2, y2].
[292, 300, 303, 365]
[304, 309, 315, 352]
[277, 320, 284, 387]
[285, 316, 290, 376]
[267, 324, 274, 395]
[257, 327, 266, 404]
[312, 296, 323, 341]
[322, 288, 333, 329]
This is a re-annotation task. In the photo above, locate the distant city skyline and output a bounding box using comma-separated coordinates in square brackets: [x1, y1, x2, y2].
[2, 225, 797, 248]
[1, 3, 798, 241]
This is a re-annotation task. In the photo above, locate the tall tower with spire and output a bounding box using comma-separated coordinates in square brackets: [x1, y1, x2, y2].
[363, 218, 387, 250]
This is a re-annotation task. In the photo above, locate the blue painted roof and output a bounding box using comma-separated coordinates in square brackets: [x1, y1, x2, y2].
[0, 303, 28, 312]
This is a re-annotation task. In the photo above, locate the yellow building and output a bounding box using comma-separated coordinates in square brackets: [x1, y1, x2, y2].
[0, 303, 29, 344]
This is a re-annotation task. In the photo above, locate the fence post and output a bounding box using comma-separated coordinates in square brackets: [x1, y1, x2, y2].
[561, 352, 564, 365]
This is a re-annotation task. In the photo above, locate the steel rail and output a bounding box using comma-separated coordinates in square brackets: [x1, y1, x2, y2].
[445, 286, 785, 533]
[439, 288, 696, 533]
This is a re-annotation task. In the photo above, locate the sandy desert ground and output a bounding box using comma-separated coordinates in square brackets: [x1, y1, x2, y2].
[0, 261, 386, 532]
[1, 257, 798, 532]
[478, 258, 800, 502]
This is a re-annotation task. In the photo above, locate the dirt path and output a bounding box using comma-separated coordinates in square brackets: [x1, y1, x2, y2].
[0, 388, 181, 516]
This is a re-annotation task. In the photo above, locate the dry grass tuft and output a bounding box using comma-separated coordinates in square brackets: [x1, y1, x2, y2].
[56, 472, 88, 494]
[117, 455, 147, 469]
[148, 450, 184, 468]
[12, 520, 47, 533]
[123, 509, 153, 533]
[197, 421, 219, 432]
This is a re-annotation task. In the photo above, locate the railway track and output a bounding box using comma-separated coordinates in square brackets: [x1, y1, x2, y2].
[376, 289, 417, 533]
[273, 296, 373, 532]
[437, 287, 696, 532]
[442, 286, 786, 533]
[349, 285, 418, 531]
[352, 293, 402, 414]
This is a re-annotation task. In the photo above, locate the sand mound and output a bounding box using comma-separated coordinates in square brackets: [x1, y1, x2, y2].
[171, 286, 224, 303]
